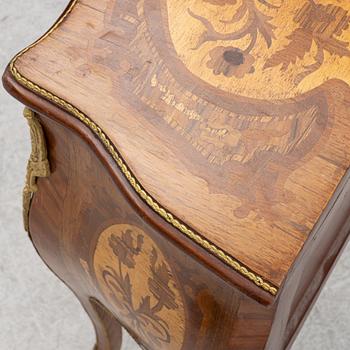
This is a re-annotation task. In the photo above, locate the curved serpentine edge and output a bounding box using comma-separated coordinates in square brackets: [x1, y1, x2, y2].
[8, 0, 278, 296]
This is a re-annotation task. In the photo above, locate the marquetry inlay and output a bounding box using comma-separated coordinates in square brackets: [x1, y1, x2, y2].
[93, 224, 185, 350]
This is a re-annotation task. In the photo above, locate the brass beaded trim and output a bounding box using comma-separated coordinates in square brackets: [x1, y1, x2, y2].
[9, 0, 278, 296]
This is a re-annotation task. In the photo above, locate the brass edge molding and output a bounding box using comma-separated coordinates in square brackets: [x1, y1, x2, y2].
[8, 0, 278, 296]
[23, 108, 50, 231]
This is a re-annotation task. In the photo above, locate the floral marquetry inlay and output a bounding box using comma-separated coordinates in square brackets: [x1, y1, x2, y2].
[7, 1, 350, 347]
[12, 0, 350, 292]
[168, 0, 350, 99]
[93, 224, 185, 349]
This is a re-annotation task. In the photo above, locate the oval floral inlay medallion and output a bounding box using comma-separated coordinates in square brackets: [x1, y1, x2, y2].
[93, 224, 185, 350]
[167, 0, 350, 99]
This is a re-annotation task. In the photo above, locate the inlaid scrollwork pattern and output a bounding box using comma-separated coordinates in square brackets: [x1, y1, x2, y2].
[87, 0, 338, 219]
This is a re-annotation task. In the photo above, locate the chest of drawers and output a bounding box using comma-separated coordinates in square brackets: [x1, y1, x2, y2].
[3, 0, 350, 349]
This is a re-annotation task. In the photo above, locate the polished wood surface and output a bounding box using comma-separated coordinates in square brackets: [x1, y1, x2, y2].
[3, 58, 350, 350]
[2, 104, 347, 349]
[12, 0, 350, 290]
[3, 1, 350, 348]
[27, 113, 276, 349]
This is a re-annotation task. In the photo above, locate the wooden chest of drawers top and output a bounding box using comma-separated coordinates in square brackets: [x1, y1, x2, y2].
[8, 0, 350, 299]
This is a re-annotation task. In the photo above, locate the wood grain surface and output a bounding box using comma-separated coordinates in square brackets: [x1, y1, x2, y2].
[25, 113, 276, 349]
[10, 106, 349, 350]
[10, 0, 350, 290]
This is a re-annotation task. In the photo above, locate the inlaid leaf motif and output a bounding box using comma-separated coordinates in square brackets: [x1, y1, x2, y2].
[149, 248, 178, 311]
[318, 36, 350, 57]
[264, 29, 313, 70]
[122, 273, 132, 302]
[257, 0, 281, 9]
[256, 10, 276, 48]
[222, 2, 248, 24]
[264, 1, 350, 79]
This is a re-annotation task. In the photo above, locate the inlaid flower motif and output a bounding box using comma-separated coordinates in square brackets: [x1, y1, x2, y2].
[109, 229, 143, 268]
[207, 46, 255, 78]
[102, 227, 181, 348]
